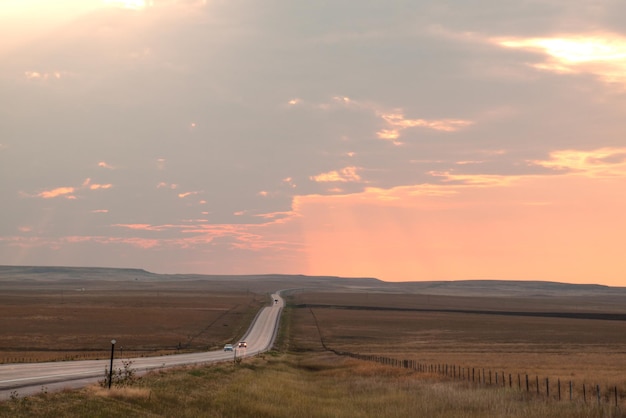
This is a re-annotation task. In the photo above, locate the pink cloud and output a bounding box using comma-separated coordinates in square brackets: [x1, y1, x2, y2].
[37, 187, 76, 199]
[310, 166, 362, 183]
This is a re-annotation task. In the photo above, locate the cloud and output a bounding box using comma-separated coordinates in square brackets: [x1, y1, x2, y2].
[178, 191, 200, 198]
[37, 187, 76, 199]
[531, 147, 626, 177]
[377, 112, 474, 145]
[32, 178, 112, 200]
[310, 166, 362, 183]
[157, 182, 178, 189]
[98, 161, 115, 169]
[315, 95, 474, 145]
[494, 33, 626, 87]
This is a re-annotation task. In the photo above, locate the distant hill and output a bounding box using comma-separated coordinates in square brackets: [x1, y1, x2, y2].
[0, 265, 154, 281]
[1, 265, 624, 297]
[392, 279, 626, 297]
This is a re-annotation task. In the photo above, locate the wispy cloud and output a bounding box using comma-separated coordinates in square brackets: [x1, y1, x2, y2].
[494, 33, 626, 86]
[98, 161, 115, 170]
[311, 166, 362, 183]
[313, 95, 474, 145]
[31, 178, 112, 199]
[531, 147, 626, 177]
[178, 191, 200, 198]
[37, 187, 76, 199]
[377, 112, 474, 145]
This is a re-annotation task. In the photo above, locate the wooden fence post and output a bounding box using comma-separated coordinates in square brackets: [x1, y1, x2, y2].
[526, 374, 529, 392]
[583, 383, 586, 403]
[597, 384, 600, 405]
[558, 378, 561, 401]
[546, 377, 549, 398]
[536, 376, 539, 394]
[569, 381, 572, 401]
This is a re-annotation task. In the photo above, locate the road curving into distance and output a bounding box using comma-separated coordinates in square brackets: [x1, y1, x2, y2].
[0, 293, 284, 401]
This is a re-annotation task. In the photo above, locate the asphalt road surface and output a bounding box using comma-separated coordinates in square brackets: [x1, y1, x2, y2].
[0, 293, 284, 400]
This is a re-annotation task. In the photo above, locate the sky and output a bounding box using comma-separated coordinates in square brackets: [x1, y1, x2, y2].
[1, 0, 626, 285]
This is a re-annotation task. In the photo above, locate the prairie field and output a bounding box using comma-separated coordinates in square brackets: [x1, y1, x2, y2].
[286, 291, 626, 406]
[2, 267, 626, 416]
[0, 274, 265, 363]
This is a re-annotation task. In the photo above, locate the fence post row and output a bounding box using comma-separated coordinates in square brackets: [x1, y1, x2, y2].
[339, 351, 620, 408]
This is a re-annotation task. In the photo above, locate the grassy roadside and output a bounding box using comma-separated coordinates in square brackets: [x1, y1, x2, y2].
[2, 352, 621, 418]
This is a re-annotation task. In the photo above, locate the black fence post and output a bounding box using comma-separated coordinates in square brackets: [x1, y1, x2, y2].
[558, 379, 561, 401]
[583, 384, 586, 403]
[526, 374, 529, 392]
[546, 377, 549, 398]
[597, 385, 601, 405]
[536, 376, 539, 394]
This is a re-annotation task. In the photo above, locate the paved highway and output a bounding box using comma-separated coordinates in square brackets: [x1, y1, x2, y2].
[0, 293, 284, 400]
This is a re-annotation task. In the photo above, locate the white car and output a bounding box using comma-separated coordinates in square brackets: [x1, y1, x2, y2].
[223, 344, 234, 351]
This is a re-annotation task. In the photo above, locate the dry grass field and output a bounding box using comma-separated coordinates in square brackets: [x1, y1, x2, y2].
[286, 291, 626, 407]
[0, 268, 268, 363]
[2, 352, 623, 417]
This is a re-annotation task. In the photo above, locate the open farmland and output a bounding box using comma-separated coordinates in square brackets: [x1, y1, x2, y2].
[0, 268, 268, 363]
[286, 291, 626, 404]
[0, 265, 380, 363]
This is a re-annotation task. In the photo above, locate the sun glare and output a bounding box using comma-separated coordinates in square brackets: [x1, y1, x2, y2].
[495, 34, 626, 86]
[499, 36, 626, 63]
[103, 0, 147, 10]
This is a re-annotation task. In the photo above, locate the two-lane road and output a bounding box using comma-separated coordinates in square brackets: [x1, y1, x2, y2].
[0, 293, 284, 400]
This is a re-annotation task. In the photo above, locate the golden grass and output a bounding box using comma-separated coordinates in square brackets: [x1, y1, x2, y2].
[87, 386, 152, 400]
[286, 292, 626, 409]
[2, 353, 623, 417]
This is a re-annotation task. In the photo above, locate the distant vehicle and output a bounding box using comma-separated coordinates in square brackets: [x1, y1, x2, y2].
[223, 344, 234, 351]
[274, 299, 278, 304]
[238, 341, 247, 348]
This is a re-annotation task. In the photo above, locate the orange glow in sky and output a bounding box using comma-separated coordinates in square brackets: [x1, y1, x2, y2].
[2, 1, 626, 286]
[295, 171, 626, 286]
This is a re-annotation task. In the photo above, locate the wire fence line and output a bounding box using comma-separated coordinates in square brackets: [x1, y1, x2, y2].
[328, 348, 623, 409]
[307, 307, 622, 409]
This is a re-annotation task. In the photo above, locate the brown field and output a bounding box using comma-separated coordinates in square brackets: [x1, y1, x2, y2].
[286, 291, 626, 404]
[0, 272, 267, 363]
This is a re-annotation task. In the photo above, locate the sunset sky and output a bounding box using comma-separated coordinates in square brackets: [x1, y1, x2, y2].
[2, 0, 626, 285]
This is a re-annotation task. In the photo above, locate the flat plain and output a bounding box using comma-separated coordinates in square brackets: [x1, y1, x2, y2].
[286, 291, 626, 403]
[2, 266, 626, 416]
